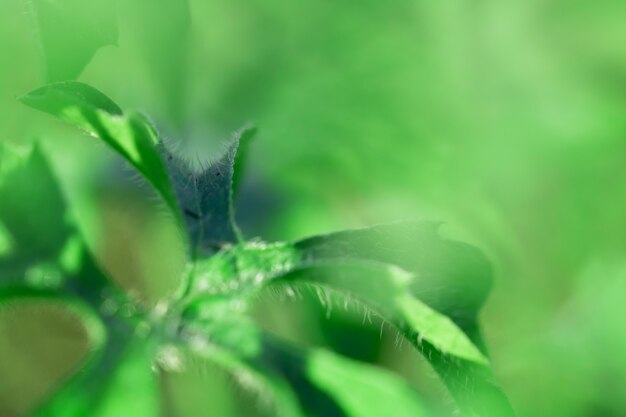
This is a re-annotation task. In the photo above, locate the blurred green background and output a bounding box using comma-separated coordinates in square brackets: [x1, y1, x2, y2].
[1, 0, 626, 416]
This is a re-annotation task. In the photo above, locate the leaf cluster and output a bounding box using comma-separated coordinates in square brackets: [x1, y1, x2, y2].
[0, 1, 515, 416]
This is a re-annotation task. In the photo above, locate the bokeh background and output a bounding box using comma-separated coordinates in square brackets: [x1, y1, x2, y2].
[2, 1, 626, 416]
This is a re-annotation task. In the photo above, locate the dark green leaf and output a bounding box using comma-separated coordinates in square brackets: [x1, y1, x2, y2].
[0, 143, 121, 303]
[295, 222, 492, 345]
[0, 144, 71, 283]
[27, 0, 117, 81]
[232, 126, 257, 200]
[182, 239, 299, 297]
[181, 316, 428, 417]
[159, 127, 256, 256]
[0, 290, 156, 417]
[305, 348, 428, 417]
[19, 82, 177, 214]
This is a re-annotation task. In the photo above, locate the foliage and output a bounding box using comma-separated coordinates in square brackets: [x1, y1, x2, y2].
[1, 80, 514, 416]
[0, 0, 519, 416]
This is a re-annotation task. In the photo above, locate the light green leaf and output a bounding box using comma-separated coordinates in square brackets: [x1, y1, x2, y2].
[27, 0, 117, 81]
[2, 291, 156, 417]
[0, 221, 13, 259]
[90, 337, 159, 417]
[257, 335, 428, 417]
[0, 143, 115, 301]
[232, 126, 257, 200]
[307, 348, 429, 417]
[119, 0, 190, 127]
[0, 288, 153, 417]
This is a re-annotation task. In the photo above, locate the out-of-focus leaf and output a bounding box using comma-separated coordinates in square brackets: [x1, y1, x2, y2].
[0, 144, 29, 180]
[120, 0, 190, 127]
[306, 348, 428, 417]
[0, 287, 100, 334]
[159, 127, 256, 256]
[185, 312, 425, 417]
[0, 143, 113, 299]
[0, 143, 155, 416]
[19, 82, 257, 254]
[258, 335, 429, 417]
[27, 0, 117, 82]
[295, 222, 492, 345]
[90, 336, 159, 417]
[19, 82, 177, 213]
[31, 320, 157, 417]
[268, 262, 487, 366]
[0, 144, 71, 282]
[267, 263, 513, 416]
[182, 340, 304, 417]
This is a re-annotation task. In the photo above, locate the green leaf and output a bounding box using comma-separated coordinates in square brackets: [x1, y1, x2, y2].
[19, 82, 257, 254]
[268, 262, 488, 365]
[0, 143, 121, 305]
[294, 222, 492, 346]
[0, 287, 100, 332]
[266, 262, 514, 416]
[27, 0, 117, 82]
[232, 126, 257, 200]
[19, 82, 177, 214]
[306, 348, 429, 417]
[182, 341, 305, 417]
[258, 335, 429, 417]
[119, 0, 190, 127]
[398, 294, 488, 365]
[31, 322, 157, 417]
[0, 144, 71, 282]
[159, 127, 256, 256]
